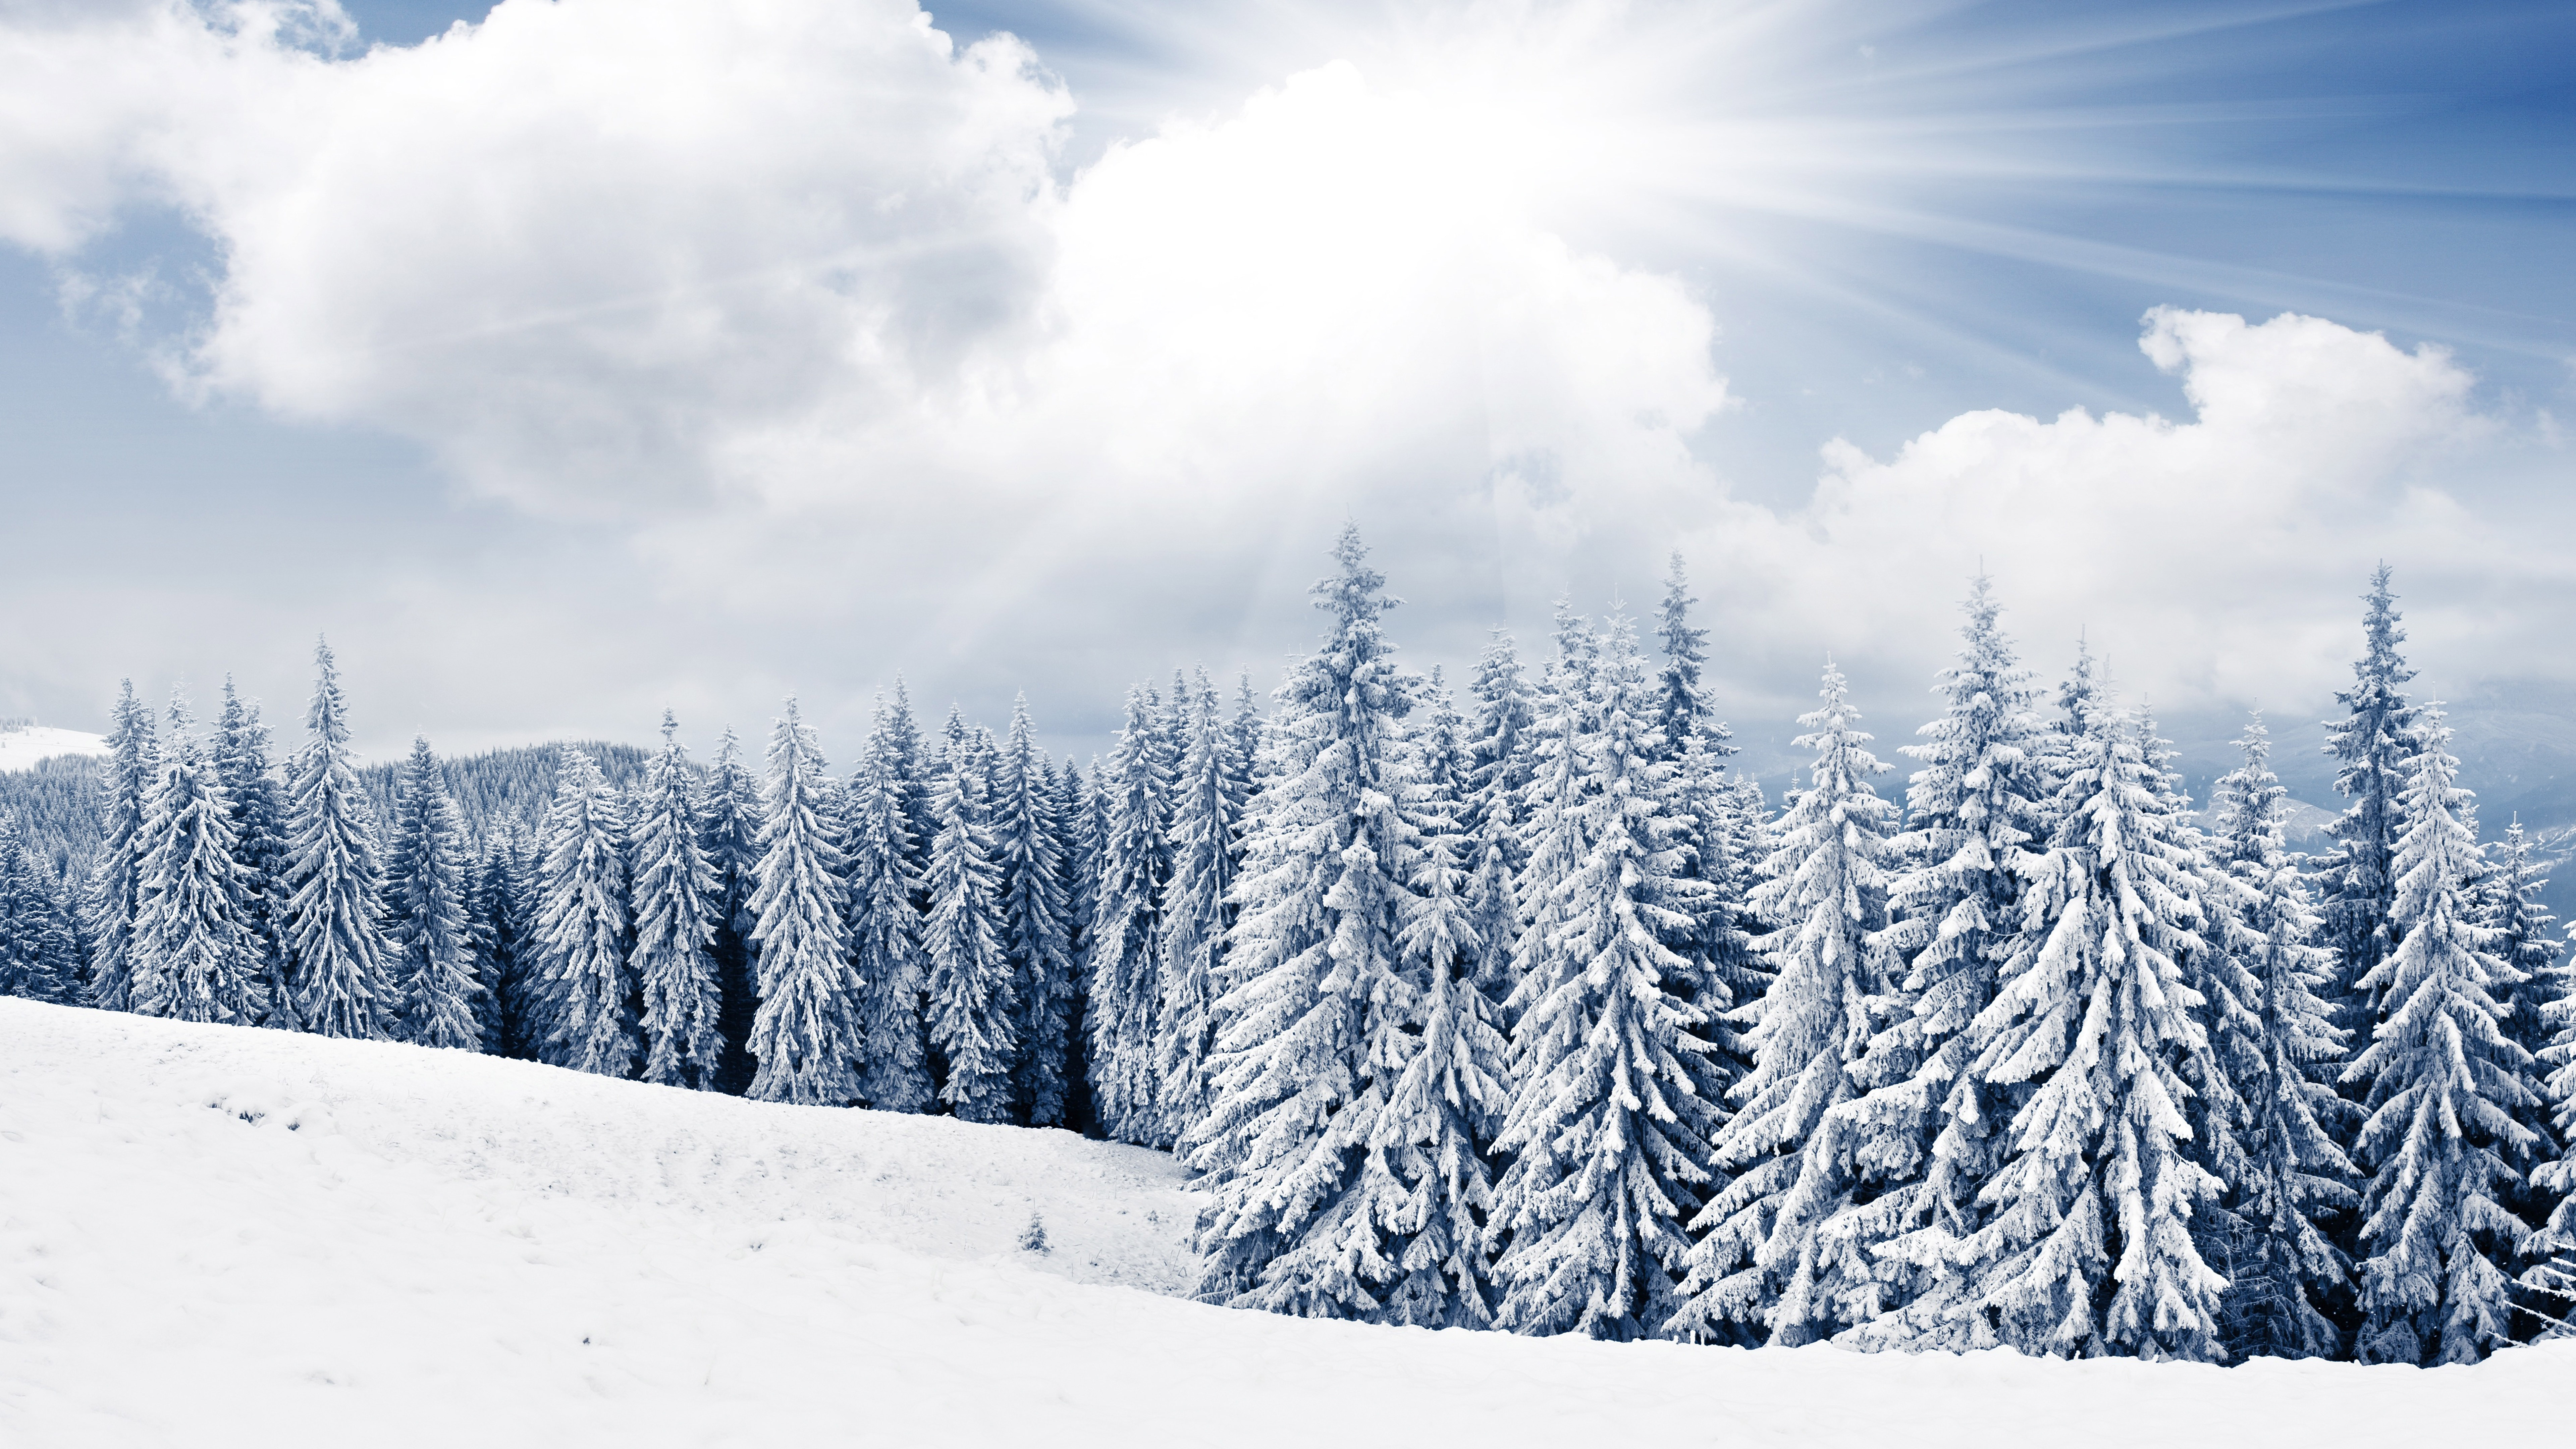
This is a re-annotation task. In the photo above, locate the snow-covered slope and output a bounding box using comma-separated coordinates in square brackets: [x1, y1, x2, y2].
[2, 1002, 2565, 1448]
[0, 722, 107, 772]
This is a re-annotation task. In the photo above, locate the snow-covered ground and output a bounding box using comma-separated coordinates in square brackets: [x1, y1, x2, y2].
[2, 1001, 2565, 1447]
[0, 723, 107, 771]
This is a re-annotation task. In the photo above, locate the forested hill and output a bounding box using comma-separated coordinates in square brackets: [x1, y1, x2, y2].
[0, 739, 655, 873]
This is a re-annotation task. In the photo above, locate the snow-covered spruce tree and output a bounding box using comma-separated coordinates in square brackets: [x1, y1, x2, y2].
[631, 711, 725, 1089]
[2525, 920, 2576, 1334]
[701, 727, 763, 1094]
[1189, 526, 1420, 1317]
[86, 680, 158, 1013]
[2321, 565, 2427, 1037]
[1652, 551, 1736, 766]
[1055, 755, 1101, 1130]
[1157, 675, 1241, 1141]
[212, 679, 297, 1028]
[533, 748, 636, 1077]
[129, 694, 264, 1023]
[386, 737, 482, 1050]
[2486, 821, 2565, 1172]
[2345, 709, 2538, 1364]
[741, 700, 863, 1105]
[0, 818, 81, 1004]
[923, 730, 1017, 1122]
[2203, 716, 2355, 1360]
[881, 680, 936, 885]
[1367, 669, 1512, 1328]
[1492, 613, 1727, 1341]
[1505, 599, 1605, 1036]
[845, 712, 932, 1113]
[1464, 630, 1535, 1001]
[993, 698, 1076, 1126]
[1941, 694, 2224, 1359]
[1670, 660, 1893, 1345]
[473, 826, 542, 1059]
[281, 640, 396, 1039]
[1826, 577, 2053, 1349]
[1089, 684, 1176, 1145]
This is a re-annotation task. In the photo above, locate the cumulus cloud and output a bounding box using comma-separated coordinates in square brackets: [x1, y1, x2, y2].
[0, 0, 2563, 759]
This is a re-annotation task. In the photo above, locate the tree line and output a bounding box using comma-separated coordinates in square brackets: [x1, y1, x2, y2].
[3, 531, 2572, 1366]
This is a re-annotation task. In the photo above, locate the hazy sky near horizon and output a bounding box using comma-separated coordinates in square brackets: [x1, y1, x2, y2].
[1, 0, 2569, 777]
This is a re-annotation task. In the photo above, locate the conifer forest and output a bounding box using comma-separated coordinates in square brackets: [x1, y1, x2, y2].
[8, 527, 2574, 1368]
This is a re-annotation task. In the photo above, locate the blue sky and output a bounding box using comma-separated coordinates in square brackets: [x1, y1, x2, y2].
[1, 0, 2568, 796]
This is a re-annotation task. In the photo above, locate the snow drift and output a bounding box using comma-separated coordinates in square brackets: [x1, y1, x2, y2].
[1, 999, 2564, 1447]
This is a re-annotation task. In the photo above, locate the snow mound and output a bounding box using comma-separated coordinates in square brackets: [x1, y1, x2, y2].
[3, 1001, 2565, 1448]
[0, 722, 107, 772]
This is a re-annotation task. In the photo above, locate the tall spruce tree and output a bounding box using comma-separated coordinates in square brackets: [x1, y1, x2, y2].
[1055, 755, 1101, 1132]
[744, 700, 863, 1106]
[281, 640, 396, 1039]
[212, 679, 296, 1028]
[130, 694, 264, 1024]
[2523, 914, 2576, 1334]
[2204, 716, 2355, 1360]
[87, 680, 158, 1012]
[1491, 613, 1725, 1340]
[1652, 551, 1735, 765]
[1089, 684, 1175, 1145]
[533, 748, 636, 1076]
[1157, 674, 1241, 1141]
[1944, 697, 2225, 1359]
[1189, 527, 1420, 1317]
[1671, 661, 1893, 1345]
[1463, 631, 1535, 1001]
[473, 827, 542, 1059]
[1826, 579, 2052, 1349]
[995, 699, 1076, 1127]
[924, 729, 1017, 1121]
[2321, 565, 2427, 1036]
[632, 712, 725, 1089]
[2487, 821, 2565, 1183]
[846, 709, 931, 1112]
[1366, 668, 1511, 1328]
[2346, 709, 2537, 1364]
[701, 727, 763, 1094]
[0, 818, 80, 1004]
[386, 737, 482, 1050]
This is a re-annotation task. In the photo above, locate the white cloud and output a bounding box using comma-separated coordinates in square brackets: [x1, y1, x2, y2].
[0, 0, 2564, 756]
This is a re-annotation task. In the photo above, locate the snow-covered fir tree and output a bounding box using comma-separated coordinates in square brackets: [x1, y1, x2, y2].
[1652, 552, 1735, 765]
[2485, 820, 2565, 1183]
[1366, 667, 1512, 1328]
[129, 694, 264, 1024]
[1492, 612, 1726, 1341]
[86, 680, 157, 1013]
[1156, 673, 1242, 1141]
[1054, 755, 1099, 1128]
[1827, 577, 2052, 1350]
[881, 680, 935, 883]
[2203, 716, 2355, 1361]
[385, 737, 481, 1050]
[473, 826, 541, 1059]
[923, 728, 1016, 1122]
[212, 679, 296, 1027]
[2321, 566, 2427, 1036]
[2345, 708, 2537, 1364]
[2524, 907, 2576, 1334]
[1463, 630, 1534, 1001]
[1942, 695, 2225, 1359]
[994, 699, 1075, 1127]
[533, 747, 636, 1077]
[1671, 660, 1892, 1345]
[1190, 526, 1421, 1317]
[700, 727, 763, 1094]
[743, 700, 863, 1106]
[0, 818, 80, 1003]
[631, 711, 725, 1089]
[846, 706, 931, 1112]
[1089, 684, 1175, 1145]
[281, 640, 396, 1039]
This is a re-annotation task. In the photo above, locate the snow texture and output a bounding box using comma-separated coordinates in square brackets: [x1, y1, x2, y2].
[4, 999, 2567, 1447]
[0, 723, 109, 772]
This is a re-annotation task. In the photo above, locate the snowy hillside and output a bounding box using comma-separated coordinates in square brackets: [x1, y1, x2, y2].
[3, 1002, 2566, 1448]
[0, 721, 106, 772]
